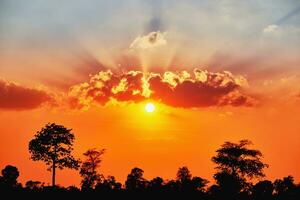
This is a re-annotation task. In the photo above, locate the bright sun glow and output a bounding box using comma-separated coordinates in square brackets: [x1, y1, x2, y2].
[145, 103, 155, 113]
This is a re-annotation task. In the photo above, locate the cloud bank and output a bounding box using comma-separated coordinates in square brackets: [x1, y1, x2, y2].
[0, 79, 53, 110]
[68, 69, 257, 109]
[0, 69, 258, 111]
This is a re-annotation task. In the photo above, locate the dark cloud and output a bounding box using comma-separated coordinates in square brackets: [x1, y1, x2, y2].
[68, 69, 257, 109]
[0, 79, 53, 110]
[148, 74, 241, 107]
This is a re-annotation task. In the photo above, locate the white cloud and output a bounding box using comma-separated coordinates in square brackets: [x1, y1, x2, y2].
[263, 24, 279, 34]
[129, 31, 167, 50]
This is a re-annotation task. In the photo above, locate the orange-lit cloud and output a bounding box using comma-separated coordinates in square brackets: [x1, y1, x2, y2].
[0, 79, 53, 110]
[68, 69, 257, 109]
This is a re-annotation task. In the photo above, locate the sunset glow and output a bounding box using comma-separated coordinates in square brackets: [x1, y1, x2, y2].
[0, 0, 300, 192]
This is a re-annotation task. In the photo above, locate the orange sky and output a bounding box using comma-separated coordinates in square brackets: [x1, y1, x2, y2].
[0, 99, 299, 186]
[1, 0, 300, 187]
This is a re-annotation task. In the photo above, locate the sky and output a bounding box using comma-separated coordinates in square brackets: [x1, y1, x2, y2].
[0, 0, 300, 186]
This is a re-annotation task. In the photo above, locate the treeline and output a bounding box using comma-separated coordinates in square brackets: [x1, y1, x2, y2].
[1, 164, 299, 200]
[0, 123, 299, 200]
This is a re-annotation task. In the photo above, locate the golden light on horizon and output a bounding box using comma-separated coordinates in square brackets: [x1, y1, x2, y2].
[145, 102, 155, 113]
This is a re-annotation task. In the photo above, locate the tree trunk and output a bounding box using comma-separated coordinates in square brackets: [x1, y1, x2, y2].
[52, 160, 56, 188]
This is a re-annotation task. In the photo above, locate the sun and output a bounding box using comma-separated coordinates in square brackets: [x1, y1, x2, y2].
[145, 102, 155, 113]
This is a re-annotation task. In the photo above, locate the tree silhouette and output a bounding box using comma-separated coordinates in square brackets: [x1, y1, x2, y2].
[176, 166, 208, 192]
[190, 177, 209, 192]
[148, 177, 164, 190]
[28, 123, 79, 187]
[252, 180, 274, 200]
[80, 148, 105, 190]
[95, 175, 122, 191]
[2, 137, 300, 198]
[67, 185, 81, 192]
[164, 179, 179, 191]
[176, 166, 192, 183]
[212, 140, 268, 179]
[125, 167, 147, 191]
[211, 140, 268, 199]
[213, 170, 246, 199]
[274, 176, 297, 200]
[25, 180, 44, 191]
[0, 165, 20, 190]
[176, 166, 192, 191]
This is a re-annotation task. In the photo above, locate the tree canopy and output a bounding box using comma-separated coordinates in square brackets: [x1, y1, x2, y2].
[29, 123, 79, 186]
[212, 139, 268, 179]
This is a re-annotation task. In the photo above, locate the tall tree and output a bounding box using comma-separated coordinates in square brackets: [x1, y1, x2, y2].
[212, 140, 268, 179]
[80, 148, 105, 190]
[29, 123, 79, 187]
[211, 140, 268, 198]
